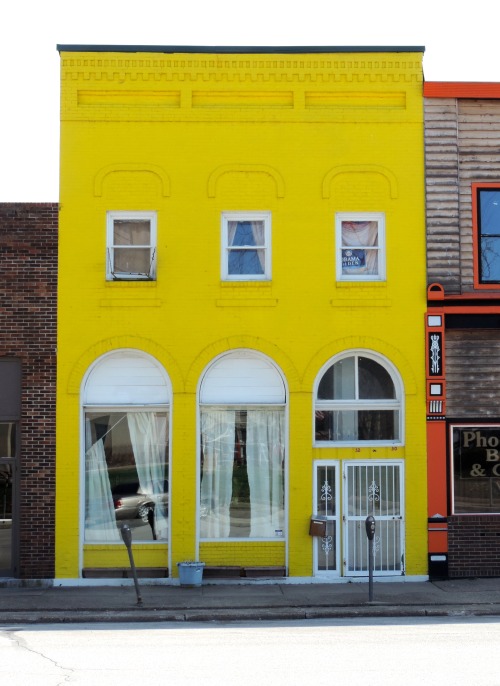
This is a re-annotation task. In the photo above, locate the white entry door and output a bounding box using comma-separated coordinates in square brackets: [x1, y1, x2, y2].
[313, 461, 340, 577]
[343, 461, 404, 576]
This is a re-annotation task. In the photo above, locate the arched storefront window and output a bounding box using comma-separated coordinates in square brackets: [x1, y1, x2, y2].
[199, 351, 286, 540]
[315, 352, 403, 445]
[82, 350, 170, 543]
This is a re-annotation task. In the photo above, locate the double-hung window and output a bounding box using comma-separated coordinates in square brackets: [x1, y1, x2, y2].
[474, 185, 500, 285]
[221, 212, 271, 281]
[106, 211, 157, 281]
[336, 212, 385, 281]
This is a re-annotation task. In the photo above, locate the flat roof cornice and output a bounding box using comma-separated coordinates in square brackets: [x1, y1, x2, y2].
[57, 44, 425, 55]
[424, 82, 500, 98]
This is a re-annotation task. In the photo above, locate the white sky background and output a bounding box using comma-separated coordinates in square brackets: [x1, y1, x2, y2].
[1, 0, 499, 202]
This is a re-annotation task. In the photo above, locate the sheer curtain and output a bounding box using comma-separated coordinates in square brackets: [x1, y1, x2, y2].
[85, 438, 121, 542]
[341, 221, 379, 275]
[127, 412, 168, 540]
[200, 410, 236, 538]
[246, 410, 284, 537]
[228, 221, 265, 273]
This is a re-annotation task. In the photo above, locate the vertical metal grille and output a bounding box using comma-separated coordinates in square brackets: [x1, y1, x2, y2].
[344, 462, 404, 576]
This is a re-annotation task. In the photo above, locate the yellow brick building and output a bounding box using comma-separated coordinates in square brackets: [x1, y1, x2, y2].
[57, 46, 427, 582]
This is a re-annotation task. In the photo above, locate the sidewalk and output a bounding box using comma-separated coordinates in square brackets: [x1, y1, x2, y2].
[1, 577, 500, 624]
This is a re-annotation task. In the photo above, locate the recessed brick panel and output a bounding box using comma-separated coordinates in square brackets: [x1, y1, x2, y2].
[448, 515, 500, 577]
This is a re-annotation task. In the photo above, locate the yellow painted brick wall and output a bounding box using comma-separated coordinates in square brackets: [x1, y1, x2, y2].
[57, 49, 427, 579]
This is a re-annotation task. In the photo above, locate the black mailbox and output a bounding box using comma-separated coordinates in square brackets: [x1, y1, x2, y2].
[309, 516, 327, 537]
[365, 515, 376, 541]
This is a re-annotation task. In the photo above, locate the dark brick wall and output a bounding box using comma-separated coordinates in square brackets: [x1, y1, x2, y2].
[448, 515, 500, 578]
[0, 203, 57, 578]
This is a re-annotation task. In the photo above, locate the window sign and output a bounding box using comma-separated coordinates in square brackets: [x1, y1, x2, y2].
[452, 425, 500, 513]
[342, 248, 366, 272]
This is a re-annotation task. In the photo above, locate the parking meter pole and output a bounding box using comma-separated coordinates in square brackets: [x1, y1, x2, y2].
[368, 538, 374, 601]
[365, 516, 376, 602]
[120, 524, 143, 606]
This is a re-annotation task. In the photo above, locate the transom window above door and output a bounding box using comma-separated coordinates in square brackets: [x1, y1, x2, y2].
[106, 211, 157, 281]
[221, 212, 271, 281]
[315, 352, 403, 445]
[335, 212, 386, 281]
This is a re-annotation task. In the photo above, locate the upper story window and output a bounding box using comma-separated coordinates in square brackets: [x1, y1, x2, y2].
[336, 213, 386, 281]
[106, 211, 157, 281]
[221, 212, 271, 281]
[474, 185, 500, 285]
[314, 352, 402, 446]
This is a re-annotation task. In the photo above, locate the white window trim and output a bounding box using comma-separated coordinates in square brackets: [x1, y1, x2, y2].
[335, 212, 386, 282]
[313, 350, 404, 447]
[196, 351, 288, 547]
[106, 210, 157, 281]
[221, 211, 271, 281]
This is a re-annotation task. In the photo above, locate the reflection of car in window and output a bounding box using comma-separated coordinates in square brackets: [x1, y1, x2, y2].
[111, 481, 168, 522]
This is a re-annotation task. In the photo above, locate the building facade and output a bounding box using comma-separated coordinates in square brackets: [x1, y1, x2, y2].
[0, 203, 57, 579]
[425, 82, 500, 578]
[57, 46, 428, 581]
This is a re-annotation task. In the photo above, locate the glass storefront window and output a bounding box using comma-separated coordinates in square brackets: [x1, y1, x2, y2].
[85, 411, 169, 542]
[452, 425, 500, 513]
[200, 408, 285, 539]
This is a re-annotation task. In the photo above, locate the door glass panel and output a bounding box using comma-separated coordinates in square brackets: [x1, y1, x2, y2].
[314, 463, 338, 574]
[0, 422, 16, 458]
[0, 463, 13, 573]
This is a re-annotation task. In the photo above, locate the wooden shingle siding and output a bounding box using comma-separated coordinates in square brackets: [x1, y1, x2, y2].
[425, 99, 460, 292]
[446, 329, 500, 417]
[425, 97, 500, 293]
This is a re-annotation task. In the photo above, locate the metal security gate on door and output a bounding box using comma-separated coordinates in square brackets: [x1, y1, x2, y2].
[343, 461, 404, 576]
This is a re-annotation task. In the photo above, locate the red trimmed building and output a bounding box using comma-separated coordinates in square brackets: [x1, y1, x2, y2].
[425, 83, 500, 578]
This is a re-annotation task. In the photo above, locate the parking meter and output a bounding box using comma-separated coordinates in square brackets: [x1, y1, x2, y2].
[365, 515, 376, 541]
[365, 516, 376, 600]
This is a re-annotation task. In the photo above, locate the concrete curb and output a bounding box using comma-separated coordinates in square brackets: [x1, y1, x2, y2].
[2, 604, 500, 625]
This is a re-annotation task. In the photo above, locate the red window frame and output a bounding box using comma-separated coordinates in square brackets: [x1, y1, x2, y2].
[472, 182, 500, 290]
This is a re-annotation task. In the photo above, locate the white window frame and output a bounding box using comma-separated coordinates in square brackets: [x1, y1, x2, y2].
[197, 351, 288, 544]
[106, 211, 157, 281]
[313, 350, 404, 447]
[221, 211, 271, 281]
[335, 212, 386, 282]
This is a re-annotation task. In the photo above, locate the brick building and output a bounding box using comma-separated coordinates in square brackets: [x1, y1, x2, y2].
[0, 203, 57, 578]
[57, 46, 428, 582]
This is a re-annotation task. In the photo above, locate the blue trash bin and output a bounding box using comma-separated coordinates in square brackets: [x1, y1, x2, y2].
[177, 561, 205, 587]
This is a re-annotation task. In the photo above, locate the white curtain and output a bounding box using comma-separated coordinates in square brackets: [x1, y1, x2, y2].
[127, 412, 168, 540]
[200, 410, 236, 538]
[228, 221, 265, 272]
[85, 438, 121, 543]
[246, 410, 284, 537]
[341, 221, 379, 275]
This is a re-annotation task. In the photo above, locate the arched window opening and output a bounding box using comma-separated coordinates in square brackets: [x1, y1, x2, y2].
[315, 353, 402, 444]
[82, 351, 170, 544]
[199, 352, 286, 540]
